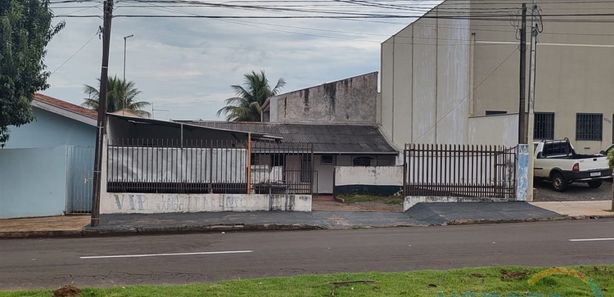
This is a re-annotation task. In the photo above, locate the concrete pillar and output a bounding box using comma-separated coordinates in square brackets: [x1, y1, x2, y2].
[516, 144, 530, 201]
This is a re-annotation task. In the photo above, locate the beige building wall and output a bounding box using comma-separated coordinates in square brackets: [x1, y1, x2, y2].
[381, 0, 614, 153]
[468, 114, 519, 147]
[471, 0, 614, 153]
[379, 2, 472, 149]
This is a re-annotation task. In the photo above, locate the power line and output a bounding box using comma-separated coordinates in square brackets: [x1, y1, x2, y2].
[51, 29, 100, 74]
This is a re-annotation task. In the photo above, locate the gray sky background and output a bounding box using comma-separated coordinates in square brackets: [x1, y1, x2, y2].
[44, 2, 437, 120]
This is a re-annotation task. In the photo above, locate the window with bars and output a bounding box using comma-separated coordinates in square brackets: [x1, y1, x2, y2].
[534, 112, 555, 140]
[576, 113, 603, 141]
[300, 155, 312, 183]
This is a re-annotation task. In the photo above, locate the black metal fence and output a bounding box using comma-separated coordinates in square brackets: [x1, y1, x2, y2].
[403, 144, 517, 199]
[107, 139, 313, 194]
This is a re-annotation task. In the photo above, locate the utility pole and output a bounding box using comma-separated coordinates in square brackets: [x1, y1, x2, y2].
[123, 34, 134, 81]
[518, 3, 528, 144]
[526, 2, 539, 202]
[91, 0, 113, 227]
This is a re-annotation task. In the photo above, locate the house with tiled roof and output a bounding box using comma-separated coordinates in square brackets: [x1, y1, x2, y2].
[0, 94, 97, 219]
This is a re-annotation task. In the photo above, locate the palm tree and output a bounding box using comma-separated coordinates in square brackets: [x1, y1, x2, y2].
[82, 76, 150, 117]
[217, 71, 285, 122]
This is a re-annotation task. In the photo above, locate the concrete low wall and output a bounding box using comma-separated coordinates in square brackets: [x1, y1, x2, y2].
[334, 166, 403, 196]
[404, 196, 509, 211]
[101, 193, 312, 214]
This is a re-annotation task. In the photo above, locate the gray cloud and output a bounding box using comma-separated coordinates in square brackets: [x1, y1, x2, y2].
[44, 3, 431, 120]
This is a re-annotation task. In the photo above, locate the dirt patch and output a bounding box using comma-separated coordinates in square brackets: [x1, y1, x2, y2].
[500, 269, 529, 281]
[53, 285, 81, 297]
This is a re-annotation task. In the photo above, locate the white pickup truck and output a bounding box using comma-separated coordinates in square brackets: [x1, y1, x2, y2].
[534, 139, 612, 192]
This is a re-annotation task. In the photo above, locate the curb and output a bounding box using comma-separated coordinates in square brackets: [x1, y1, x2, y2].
[0, 230, 84, 239]
[445, 214, 614, 226]
[82, 223, 325, 237]
[2, 215, 613, 239]
[0, 224, 325, 239]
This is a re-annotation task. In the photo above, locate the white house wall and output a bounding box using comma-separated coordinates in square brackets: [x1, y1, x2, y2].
[468, 114, 519, 147]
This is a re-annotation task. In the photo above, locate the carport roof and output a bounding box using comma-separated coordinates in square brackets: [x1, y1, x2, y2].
[175, 121, 398, 155]
[108, 114, 272, 140]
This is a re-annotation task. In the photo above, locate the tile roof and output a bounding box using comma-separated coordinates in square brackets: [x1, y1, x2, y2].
[33, 93, 97, 120]
[178, 121, 398, 154]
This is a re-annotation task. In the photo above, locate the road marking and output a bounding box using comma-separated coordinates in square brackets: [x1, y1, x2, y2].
[80, 250, 253, 259]
[569, 238, 614, 242]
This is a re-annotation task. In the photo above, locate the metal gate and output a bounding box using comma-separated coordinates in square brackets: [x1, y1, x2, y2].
[403, 144, 517, 199]
[66, 146, 94, 214]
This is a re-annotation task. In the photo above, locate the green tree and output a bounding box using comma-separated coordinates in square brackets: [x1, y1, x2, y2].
[0, 0, 63, 144]
[217, 71, 285, 122]
[82, 76, 151, 117]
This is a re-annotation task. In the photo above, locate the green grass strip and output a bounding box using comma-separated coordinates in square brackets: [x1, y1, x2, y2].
[2, 265, 613, 297]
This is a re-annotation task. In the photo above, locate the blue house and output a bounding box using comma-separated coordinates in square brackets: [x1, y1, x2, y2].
[0, 94, 96, 219]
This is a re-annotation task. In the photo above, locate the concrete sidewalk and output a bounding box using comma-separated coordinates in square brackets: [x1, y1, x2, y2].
[530, 201, 614, 218]
[0, 202, 564, 238]
[0, 215, 90, 238]
[85, 202, 562, 236]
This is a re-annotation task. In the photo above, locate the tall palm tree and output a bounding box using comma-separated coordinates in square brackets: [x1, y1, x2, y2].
[217, 71, 285, 122]
[82, 76, 150, 117]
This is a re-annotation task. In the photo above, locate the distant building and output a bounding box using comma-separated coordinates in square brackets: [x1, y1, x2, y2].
[379, 0, 614, 153]
[262, 72, 379, 125]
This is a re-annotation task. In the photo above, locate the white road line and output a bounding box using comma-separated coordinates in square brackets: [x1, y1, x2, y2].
[80, 250, 253, 259]
[569, 238, 614, 242]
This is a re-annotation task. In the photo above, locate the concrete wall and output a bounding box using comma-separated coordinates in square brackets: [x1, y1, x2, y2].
[380, 2, 472, 148]
[4, 107, 95, 149]
[468, 114, 519, 147]
[334, 166, 403, 196]
[100, 193, 312, 213]
[470, 0, 614, 153]
[0, 146, 68, 219]
[267, 72, 378, 124]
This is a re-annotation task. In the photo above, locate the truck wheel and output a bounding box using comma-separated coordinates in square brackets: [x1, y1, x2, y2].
[551, 172, 567, 192]
[588, 180, 603, 188]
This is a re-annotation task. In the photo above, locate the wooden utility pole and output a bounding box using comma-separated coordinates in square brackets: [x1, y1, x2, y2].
[518, 3, 528, 144]
[91, 0, 113, 227]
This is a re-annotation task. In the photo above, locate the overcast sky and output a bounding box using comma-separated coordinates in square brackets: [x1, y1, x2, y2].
[44, 2, 436, 120]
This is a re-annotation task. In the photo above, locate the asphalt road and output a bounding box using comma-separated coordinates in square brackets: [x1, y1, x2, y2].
[1, 219, 614, 290]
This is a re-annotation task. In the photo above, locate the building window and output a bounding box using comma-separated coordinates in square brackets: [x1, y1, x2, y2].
[353, 156, 372, 166]
[300, 155, 312, 183]
[320, 155, 333, 165]
[534, 112, 555, 140]
[576, 113, 602, 141]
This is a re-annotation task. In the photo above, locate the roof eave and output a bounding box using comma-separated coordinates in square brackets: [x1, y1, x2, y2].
[32, 100, 97, 126]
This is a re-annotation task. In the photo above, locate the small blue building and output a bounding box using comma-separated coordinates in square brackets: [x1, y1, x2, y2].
[0, 94, 96, 219]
